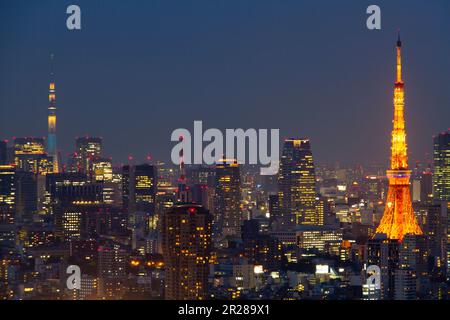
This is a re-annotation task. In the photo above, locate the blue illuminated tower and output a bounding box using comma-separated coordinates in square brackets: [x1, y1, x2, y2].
[47, 53, 59, 173]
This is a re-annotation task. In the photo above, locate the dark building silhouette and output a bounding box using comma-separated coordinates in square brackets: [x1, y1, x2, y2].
[241, 219, 284, 271]
[0, 165, 16, 247]
[433, 131, 450, 202]
[425, 203, 447, 265]
[122, 164, 157, 237]
[398, 234, 428, 298]
[15, 171, 38, 224]
[268, 194, 280, 227]
[52, 181, 103, 242]
[366, 235, 399, 300]
[0, 141, 7, 165]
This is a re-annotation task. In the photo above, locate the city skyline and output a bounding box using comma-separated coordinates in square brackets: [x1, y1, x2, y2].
[1, 1, 450, 166]
[1, 1, 450, 303]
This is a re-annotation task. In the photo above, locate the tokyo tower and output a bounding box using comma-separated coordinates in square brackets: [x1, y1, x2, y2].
[374, 34, 423, 241]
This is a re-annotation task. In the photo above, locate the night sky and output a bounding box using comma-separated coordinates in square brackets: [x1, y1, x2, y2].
[1, 0, 449, 166]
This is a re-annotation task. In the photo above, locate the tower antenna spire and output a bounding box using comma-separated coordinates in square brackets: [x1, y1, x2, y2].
[50, 53, 55, 76]
[396, 30, 403, 83]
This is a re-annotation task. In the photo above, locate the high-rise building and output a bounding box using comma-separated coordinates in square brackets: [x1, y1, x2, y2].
[186, 165, 216, 187]
[0, 165, 16, 247]
[51, 179, 103, 241]
[268, 194, 280, 227]
[375, 35, 423, 241]
[420, 170, 433, 204]
[58, 204, 127, 241]
[92, 158, 113, 182]
[394, 269, 416, 300]
[366, 235, 399, 300]
[446, 202, 450, 282]
[433, 131, 450, 202]
[0, 141, 7, 165]
[191, 184, 214, 212]
[0, 165, 15, 223]
[47, 54, 59, 174]
[425, 203, 447, 266]
[296, 225, 343, 256]
[162, 204, 212, 300]
[122, 164, 157, 213]
[93, 160, 120, 207]
[398, 234, 428, 297]
[98, 240, 129, 299]
[241, 219, 284, 271]
[156, 189, 177, 218]
[176, 135, 189, 203]
[15, 171, 38, 224]
[14, 137, 53, 174]
[215, 158, 241, 238]
[123, 165, 157, 252]
[122, 164, 157, 235]
[75, 137, 103, 177]
[277, 138, 317, 230]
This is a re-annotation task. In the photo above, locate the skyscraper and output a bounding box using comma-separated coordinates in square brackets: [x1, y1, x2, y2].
[47, 54, 59, 174]
[425, 203, 447, 265]
[394, 269, 416, 300]
[122, 164, 157, 237]
[92, 158, 113, 182]
[420, 170, 433, 204]
[162, 204, 212, 300]
[0, 165, 16, 224]
[0, 165, 16, 247]
[433, 131, 450, 202]
[0, 141, 7, 165]
[177, 135, 189, 203]
[398, 234, 428, 297]
[50, 175, 103, 241]
[366, 235, 399, 299]
[215, 158, 241, 238]
[375, 35, 423, 241]
[133, 164, 157, 214]
[14, 137, 53, 174]
[277, 138, 317, 230]
[75, 137, 103, 177]
[15, 171, 38, 224]
[98, 240, 129, 299]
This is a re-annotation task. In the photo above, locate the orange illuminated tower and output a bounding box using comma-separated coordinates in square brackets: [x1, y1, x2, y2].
[47, 53, 59, 173]
[374, 34, 423, 241]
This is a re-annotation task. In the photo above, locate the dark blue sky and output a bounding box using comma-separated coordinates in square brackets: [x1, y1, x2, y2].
[1, 0, 449, 166]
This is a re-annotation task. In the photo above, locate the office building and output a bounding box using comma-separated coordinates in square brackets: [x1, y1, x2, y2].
[215, 159, 241, 238]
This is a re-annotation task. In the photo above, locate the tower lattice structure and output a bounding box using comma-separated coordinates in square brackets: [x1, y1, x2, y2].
[374, 34, 423, 241]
